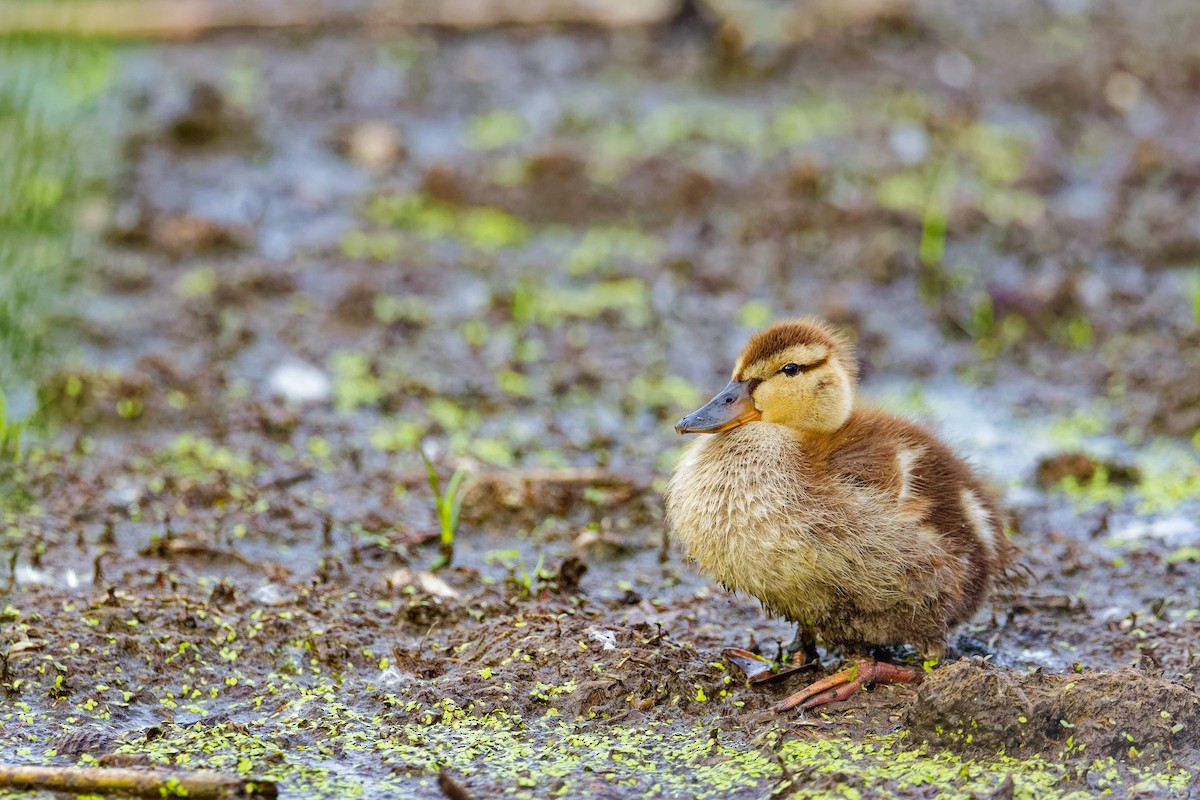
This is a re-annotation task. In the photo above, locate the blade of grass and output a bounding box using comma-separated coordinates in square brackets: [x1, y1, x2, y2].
[420, 446, 468, 571]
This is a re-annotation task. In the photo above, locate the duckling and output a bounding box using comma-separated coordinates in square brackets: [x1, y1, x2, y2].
[665, 317, 1013, 711]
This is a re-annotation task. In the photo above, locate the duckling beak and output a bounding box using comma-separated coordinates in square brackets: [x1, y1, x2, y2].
[675, 380, 761, 434]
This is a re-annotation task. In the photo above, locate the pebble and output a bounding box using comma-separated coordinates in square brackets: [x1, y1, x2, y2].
[267, 361, 331, 404]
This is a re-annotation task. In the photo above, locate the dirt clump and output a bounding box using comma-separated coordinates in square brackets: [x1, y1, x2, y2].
[461, 468, 649, 529]
[1034, 452, 1140, 488]
[165, 81, 260, 149]
[907, 660, 1200, 762]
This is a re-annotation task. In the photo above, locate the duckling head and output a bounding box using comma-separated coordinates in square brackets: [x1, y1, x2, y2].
[675, 317, 858, 436]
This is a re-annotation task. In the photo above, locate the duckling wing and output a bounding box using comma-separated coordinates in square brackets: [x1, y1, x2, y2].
[826, 412, 1002, 547]
[824, 432, 909, 503]
[825, 410, 1014, 620]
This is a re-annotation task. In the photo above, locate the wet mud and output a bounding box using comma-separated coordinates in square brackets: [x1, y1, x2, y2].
[3, 1, 1200, 797]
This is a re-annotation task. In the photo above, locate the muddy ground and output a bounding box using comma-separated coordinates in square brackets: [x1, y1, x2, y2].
[3, 1, 1200, 797]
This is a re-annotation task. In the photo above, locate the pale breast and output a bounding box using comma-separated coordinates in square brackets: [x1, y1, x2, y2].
[665, 423, 964, 630]
[666, 424, 831, 615]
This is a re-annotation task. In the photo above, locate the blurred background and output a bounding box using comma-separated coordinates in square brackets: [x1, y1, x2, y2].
[2, 0, 1199, 797]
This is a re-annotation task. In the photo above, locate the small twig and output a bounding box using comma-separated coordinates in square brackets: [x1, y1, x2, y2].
[0, 765, 276, 799]
[321, 515, 334, 548]
[437, 769, 474, 800]
[92, 549, 109, 587]
[0, 0, 678, 39]
[464, 629, 517, 662]
[152, 540, 264, 571]
[256, 470, 314, 491]
[417, 622, 439, 651]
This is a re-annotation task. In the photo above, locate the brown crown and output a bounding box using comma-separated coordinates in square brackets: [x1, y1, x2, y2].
[734, 317, 857, 381]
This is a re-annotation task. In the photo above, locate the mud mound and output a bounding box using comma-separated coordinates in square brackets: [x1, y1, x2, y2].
[906, 661, 1200, 762]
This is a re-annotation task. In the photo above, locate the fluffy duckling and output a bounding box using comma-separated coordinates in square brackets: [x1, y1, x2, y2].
[666, 318, 1013, 711]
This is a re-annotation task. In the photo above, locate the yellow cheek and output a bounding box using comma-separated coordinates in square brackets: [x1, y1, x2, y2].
[755, 381, 813, 424]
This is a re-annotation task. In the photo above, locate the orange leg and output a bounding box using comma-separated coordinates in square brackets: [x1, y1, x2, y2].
[773, 658, 923, 712]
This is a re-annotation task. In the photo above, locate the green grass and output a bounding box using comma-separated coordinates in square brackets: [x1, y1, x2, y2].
[507, 552, 547, 598]
[421, 448, 468, 571]
[1190, 267, 1200, 324]
[0, 390, 23, 466]
[0, 35, 115, 424]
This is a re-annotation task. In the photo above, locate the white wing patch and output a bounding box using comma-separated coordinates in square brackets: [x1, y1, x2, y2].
[960, 488, 996, 560]
[896, 448, 923, 503]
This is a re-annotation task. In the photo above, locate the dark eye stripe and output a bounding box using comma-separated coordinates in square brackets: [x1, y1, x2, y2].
[780, 357, 827, 376]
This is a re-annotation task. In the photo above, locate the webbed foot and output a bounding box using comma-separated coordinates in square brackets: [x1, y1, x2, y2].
[772, 658, 923, 712]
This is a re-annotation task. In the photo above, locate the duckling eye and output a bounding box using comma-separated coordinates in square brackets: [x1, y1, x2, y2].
[781, 363, 803, 376]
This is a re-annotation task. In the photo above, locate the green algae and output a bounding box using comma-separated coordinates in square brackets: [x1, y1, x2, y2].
[360, 193, 528, 252]
[1026, 404, 1200, 515]
[1048, 443, 1200, 516]
[329, 350, 386, 413]
[511, 279, 651, 328]
[8, 690, 1192, 800]
[5, 590, 1192, 800]
[774, 735, 1193, 799]
[564, 225, 663, 278]
[1053, 464, 1128, 511]
[875, 120, 1042, 234]
[156, 434, 257, 484]
[466, 109, 528, 151]
[342, 188, 534, 260]
[588, 97, 854, 179]
[1134, 447, 1200, 515]
[1046, 405, 1112, 450]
